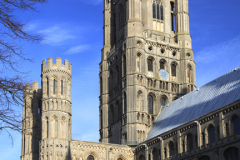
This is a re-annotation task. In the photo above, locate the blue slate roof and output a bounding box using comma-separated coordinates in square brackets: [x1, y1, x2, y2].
[146, 67, 240, 141]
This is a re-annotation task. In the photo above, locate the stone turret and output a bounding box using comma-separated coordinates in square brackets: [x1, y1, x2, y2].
[21, 82, 42, 160]
[40, 57, 72, 160]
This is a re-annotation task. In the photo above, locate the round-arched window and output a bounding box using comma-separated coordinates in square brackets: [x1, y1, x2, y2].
[161, 97, 166, 106]
[233, 116, 240, 135]
[224, 147, 239, 160]
[87, 155, 94, 160]
[169, 141, 174, 156]
[208, 125, 215, 143]
[148, 95, 153, 114]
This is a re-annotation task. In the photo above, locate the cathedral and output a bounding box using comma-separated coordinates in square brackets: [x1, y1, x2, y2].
[20, 0, 240, 160]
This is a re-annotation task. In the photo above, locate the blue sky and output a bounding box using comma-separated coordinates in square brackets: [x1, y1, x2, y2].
[0, 0, 240, 159]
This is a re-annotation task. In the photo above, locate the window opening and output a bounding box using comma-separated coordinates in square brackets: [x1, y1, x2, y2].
[224, 147, 239, 160]
[87, 155, 94, 160]
[208, 125, 215, 143]
[187, 134, 193, 151]
[171, 63, 176, 77]
[160, 60, 165, 70]
[53, 79, 56, 94]
[148, 59, 153, 72]
[61, 80, 63, 95]
[148, 95, 153, 114]
[160, 97, 166, 106]
[169, 141, 174, 156]
[233, 116, 240, 135]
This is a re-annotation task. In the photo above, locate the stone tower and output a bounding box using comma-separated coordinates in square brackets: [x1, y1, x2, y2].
[99, 0, 196, 145]
[39, 58, 72, 159]
[21, 82, 42, 160]
[21, 58, 72, 160]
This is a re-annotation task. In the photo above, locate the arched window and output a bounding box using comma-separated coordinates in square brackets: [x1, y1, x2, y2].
[202, 132, 205, 146]
[137, 53, 141, 72]
[160, 96, 166, 106]
[61, 117, 66, 138]
[123, 55, 126, 75]
[47, 78, 49, 96]
[87, 155, 94, 160]
[148, 95, 153, 114]
[148, 154, 151, 160]
[208, 125, 215, 143]
[139, 155, 145, 160]
[61, 80, 63, 95]
[232, 116, 240, 135]
[53, 79, 56, 94]
[198, 155, 210, 160]
[187, 65, 192, 83]
[170, 2, 175, 31]
[160, 59, 166, 70]
[148, 59, 153, 72]
[187, 134, 193, 151]
[169, 141, 174, 157]
[157, 3, 160, 19]
[226, 123, 230, 137]
[117, 158, 122, 160]
[45, 117, 49, 138]
[224, 147, 239, 160]
[160, 5, 164, 20]
[124, 92, 127, 114]
[152, 148, 158, 160]
[137, 91, 143, 110]
[152, 3, 156, 18]
[153, 1, 163, 20]
[171, 63, 176, 77]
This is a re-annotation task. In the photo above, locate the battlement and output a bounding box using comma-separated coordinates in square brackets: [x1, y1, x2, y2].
[24, 82, 41, 92]
[41, 57, 72, 75]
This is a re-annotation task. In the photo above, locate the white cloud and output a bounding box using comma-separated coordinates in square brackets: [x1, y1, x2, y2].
[39, 25, 76, 45]
[195, 35, 240, 64]
[64, 45, 90, 54]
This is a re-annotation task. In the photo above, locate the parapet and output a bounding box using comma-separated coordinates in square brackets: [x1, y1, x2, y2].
[24, 81, 42, 93]
[41, 57, 72, 75]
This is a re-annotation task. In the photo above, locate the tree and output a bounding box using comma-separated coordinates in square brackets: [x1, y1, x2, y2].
[0, 0, 45, 142]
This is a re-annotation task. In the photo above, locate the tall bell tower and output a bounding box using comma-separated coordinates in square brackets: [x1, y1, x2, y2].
[99, 0, 196, 146]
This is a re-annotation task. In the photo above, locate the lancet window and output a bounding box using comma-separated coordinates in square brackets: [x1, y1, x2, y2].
[152, 0, 164, 20]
